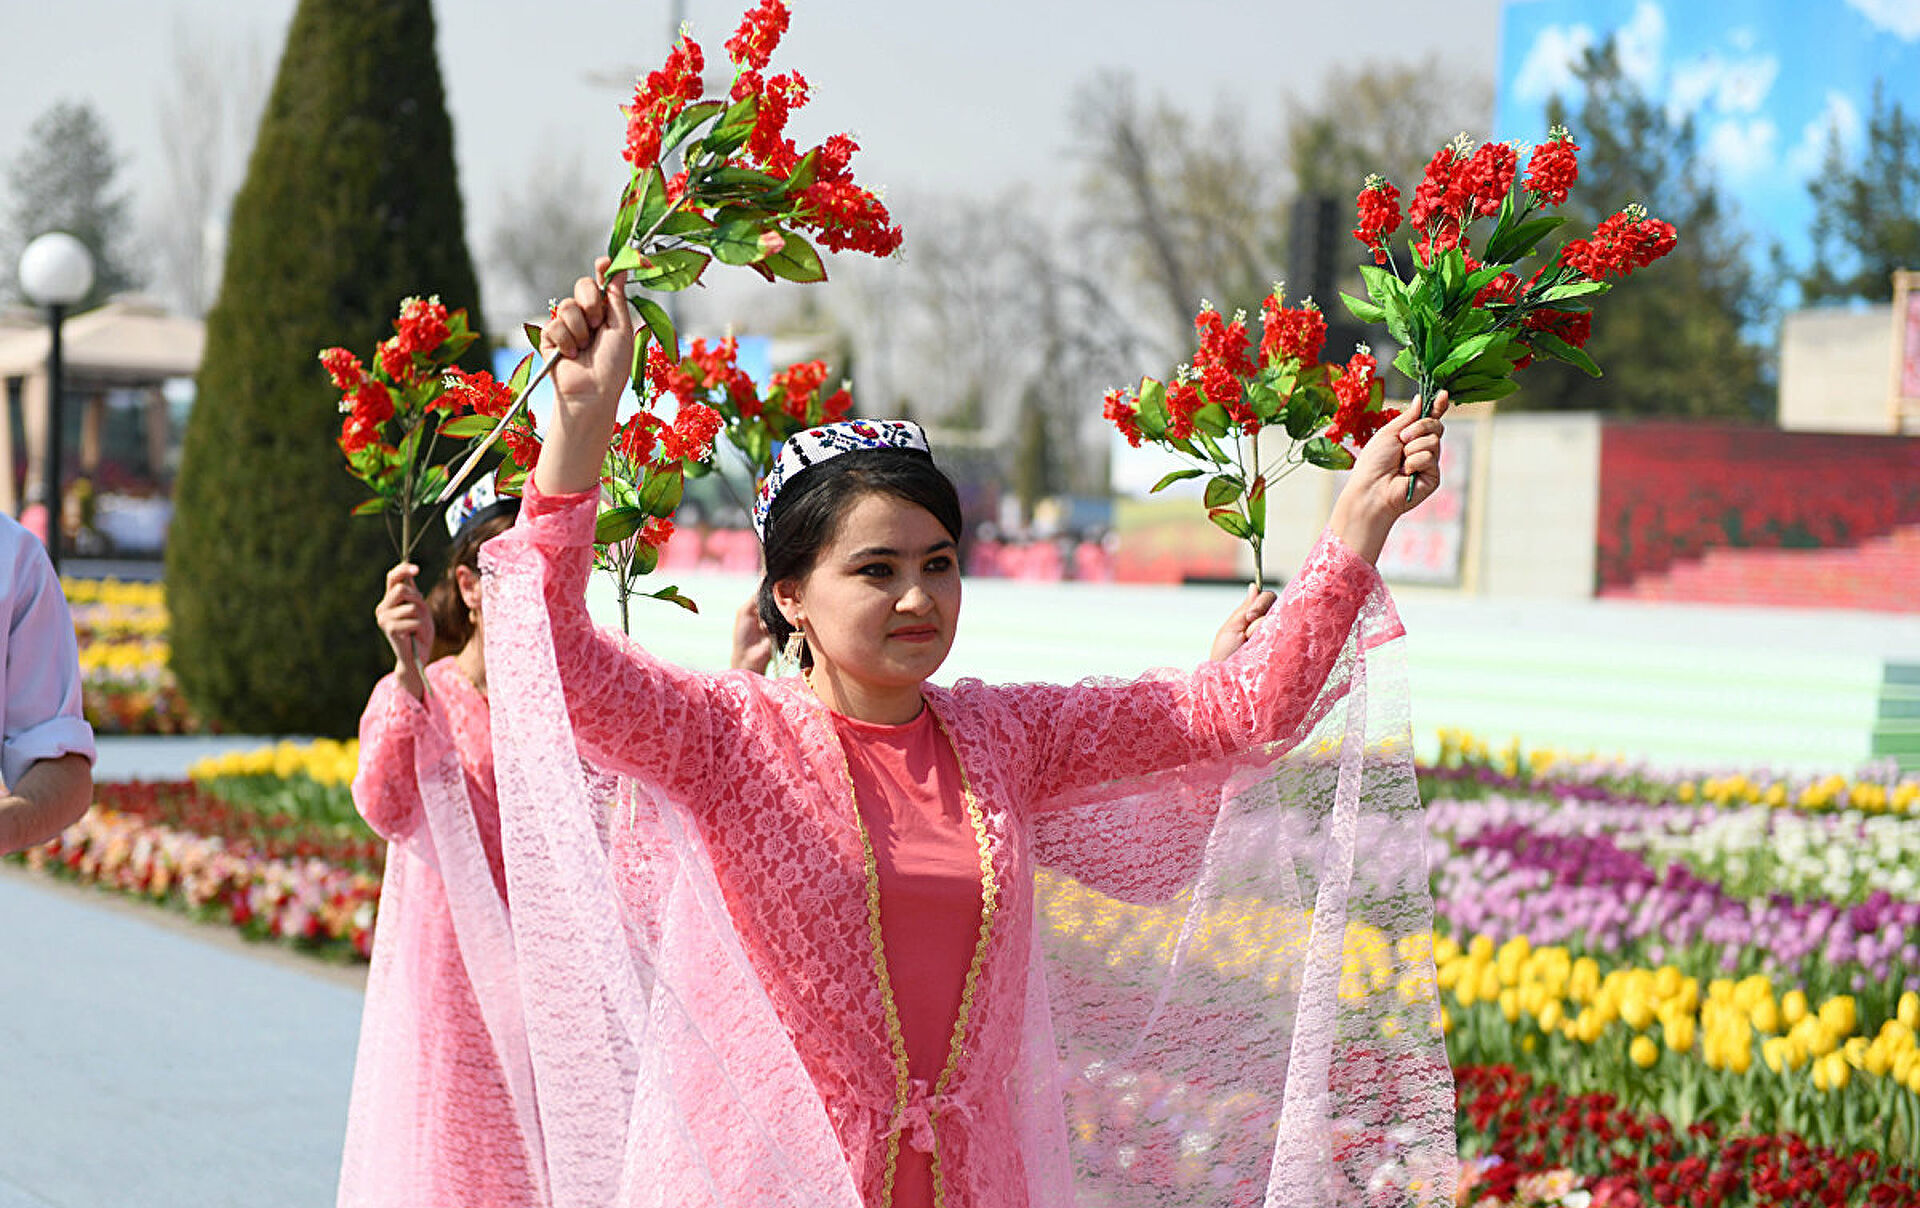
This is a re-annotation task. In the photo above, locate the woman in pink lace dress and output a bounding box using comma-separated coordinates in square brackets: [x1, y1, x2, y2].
[469, 261, 1458, 1208]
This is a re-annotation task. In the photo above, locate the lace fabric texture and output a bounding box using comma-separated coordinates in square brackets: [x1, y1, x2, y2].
[469, 482, 1456, 1208]
[337, 660, 547, 1208]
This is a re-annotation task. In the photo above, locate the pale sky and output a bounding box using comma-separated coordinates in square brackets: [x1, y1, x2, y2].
[3, 0, 1502, 318]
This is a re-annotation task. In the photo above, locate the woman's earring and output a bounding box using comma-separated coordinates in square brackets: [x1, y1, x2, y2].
[782, 630, 806, 673]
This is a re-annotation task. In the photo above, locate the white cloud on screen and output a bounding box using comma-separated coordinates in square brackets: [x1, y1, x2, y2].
[1845, 0, 1920, 40]
[1668, 49, 1779, 126]
[1616, 2, 1670, 87]
[1514, 23, 1597, 102]
[1705, 117, 1779, 177]
[1787, 91, 1867, 176]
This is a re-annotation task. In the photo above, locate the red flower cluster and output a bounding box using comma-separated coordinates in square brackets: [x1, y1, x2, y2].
[395, 296, 450, 359]
[1561, 205, 1678, 280]
[640, 516, 676, 550]
[1524, 127, 1581, 206]
[440, 367, 515, 418]
[321, 348, 396, 455]
[1324, 349, 1389, 451]
[1454, 1064, 1920, 1208]
[686, 335, 763, 417]
[1103, 387, 1142, 448]
[770, 359, 851, 422]
[1260, 295, 1327, 367]
[661, 400, 723, 461]
[1351, 177, 1402, 265]
[793, 133, 903, 257]
[1193, 306, 1256, 425]
[733, 70, 810, 170]
[623, 35, 706, 173]
[724, 0, 789, 71]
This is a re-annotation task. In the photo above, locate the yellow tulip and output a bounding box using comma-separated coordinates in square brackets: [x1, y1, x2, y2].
[1664, 1015, 1695, 1054]
[1620, 993, 1654, 1032]
[1818, 995, 1858, 1038]
[1538, 1001, 1564, 1033]
[1899, 991, 1919, 1031]
[1843, 1036, 1869, 1070]
[1750, 996, 1780, 1034]
[1630, 1035, 1659, 1068]
[1762, 1036, 1792, 1073]
[1499, 989, 1521, 1024]
[1781, 989, 1809, 1026]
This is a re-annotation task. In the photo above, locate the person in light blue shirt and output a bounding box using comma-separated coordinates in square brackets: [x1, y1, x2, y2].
[0, 512, 94, 854]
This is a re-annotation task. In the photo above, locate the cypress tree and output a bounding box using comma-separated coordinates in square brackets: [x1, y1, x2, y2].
[167, 0, 487, 735]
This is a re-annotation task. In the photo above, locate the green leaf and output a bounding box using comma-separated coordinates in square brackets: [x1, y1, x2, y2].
[352, 497, 385, 516]
[1203, 474, 1245, 508]
[1432, 331, 1504, 380]
[1195, 430, 1232, 465]
[1191, 401, 1232, 438]
[635, 296, 677, 355]
[507, 351, 536, 394]
[780, 147, 821, 195]
[1150, 468, 1204, 493]
[1439, 246, 1467, 301]
[1538, 279, 1610, 303]
[709, 219, 773, 266]
[1245, 382, 1283, 424]
[1207, 509, 1254, 540]
[650, 584, 700, 613]
[700, 163, 785, 198]
[702, 92, 760, 158]
[417, 465, 448, 503]
[662, 100, 725, 157]
[739, 422, 773, 471]
[1303, 436, 1356, 471]
[1484, 214, 1566, 265]
[1246, 476, 1267, 538]
[1463, 263, 1508, 296]
[656, 211, 717, 238]
[1528, 330, 1603, 377]
[608, 243, 648, 275]
[1357, 264, 1405, 310]
[629, 326, 654, 394]
[523, 321, 544, 351]
[1448, 378, 1520, 404]
[1283, 386, 1320, 440]
[638, 463, 686, 516]
[595, 505, 647, 546]
[1392, 347, 1420, 379]
[607, 180, 641, 260]
[1137, 378, 1170, 436]
[1340, 291, 1387, 324]
[630, 248, 712, 292]
[630, 541, 661, 576]
[764, 229, 827, 283]
[634, 166, 668, 234]
[439, 414, 499, 439]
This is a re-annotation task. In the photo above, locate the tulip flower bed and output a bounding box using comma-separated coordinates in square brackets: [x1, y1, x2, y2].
[64, 578, 209, 735]
[5, 738, 382, 960]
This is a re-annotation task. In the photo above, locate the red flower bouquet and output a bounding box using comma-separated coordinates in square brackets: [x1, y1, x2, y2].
[1102, 288, 1392, 586]
[1341, 127, 1678, 498]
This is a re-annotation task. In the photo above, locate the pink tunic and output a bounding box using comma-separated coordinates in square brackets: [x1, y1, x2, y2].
[338, 659, 543, 1207]
[467, 479, 1455, 1207]
[835, 708, 983, 1208]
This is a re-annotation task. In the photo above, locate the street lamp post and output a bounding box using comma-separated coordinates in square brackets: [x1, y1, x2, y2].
[17, 232, 95, 573]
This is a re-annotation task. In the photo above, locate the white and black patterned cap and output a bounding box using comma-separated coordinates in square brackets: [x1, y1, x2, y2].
[751, 420, 932, 540]
[444, 475, 518, 541]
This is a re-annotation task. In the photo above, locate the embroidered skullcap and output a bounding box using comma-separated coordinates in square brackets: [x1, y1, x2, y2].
[751, 419, 932, 540]
[444, 475, 520, 541]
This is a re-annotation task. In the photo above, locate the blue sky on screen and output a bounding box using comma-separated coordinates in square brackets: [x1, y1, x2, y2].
[1496, 0, 1920, 278]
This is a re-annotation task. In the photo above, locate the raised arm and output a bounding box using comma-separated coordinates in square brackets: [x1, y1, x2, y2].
[0, 530, 95, 853]
[1009, 392, 1446, 805]
[353, 672, 445, 842]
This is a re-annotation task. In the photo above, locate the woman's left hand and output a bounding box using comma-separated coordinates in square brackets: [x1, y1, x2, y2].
[1329, 391, 1449, 563]
[1208, 582, 1278, 662]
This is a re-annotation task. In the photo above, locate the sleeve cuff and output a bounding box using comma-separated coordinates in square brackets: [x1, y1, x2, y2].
[517, 477, 601, 548]
[3, 716, 96, 789]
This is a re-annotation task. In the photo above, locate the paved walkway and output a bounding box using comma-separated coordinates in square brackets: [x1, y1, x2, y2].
[0, 868, 363, 1208]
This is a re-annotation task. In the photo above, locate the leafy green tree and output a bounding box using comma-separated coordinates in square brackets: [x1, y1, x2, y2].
[3, 101, 142, 309]
[166, 0, 486, 735]
[1519, 39, 1771, 419]
[1790, 84, 1920, 305]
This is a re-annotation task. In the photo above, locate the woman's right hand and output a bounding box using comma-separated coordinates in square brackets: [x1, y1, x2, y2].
[534, 256, 634, 496]
[375, 563, 434, 700]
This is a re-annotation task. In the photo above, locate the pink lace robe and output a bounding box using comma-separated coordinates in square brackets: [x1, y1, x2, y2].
[337, 659, 547, 1207]
[473, 482, 1456, 1208]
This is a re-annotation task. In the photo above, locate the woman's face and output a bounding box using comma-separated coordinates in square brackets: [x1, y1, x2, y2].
[775, 491, 961, 715]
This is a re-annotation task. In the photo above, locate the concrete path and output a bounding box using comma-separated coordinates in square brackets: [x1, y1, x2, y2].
[0, 868, 364, 1208]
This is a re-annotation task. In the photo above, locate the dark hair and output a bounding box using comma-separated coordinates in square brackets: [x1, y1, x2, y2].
[427, 504, 520, 661]
[756, 449, 962, 669]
